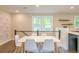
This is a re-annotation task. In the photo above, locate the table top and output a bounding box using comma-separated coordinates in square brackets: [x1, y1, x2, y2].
[19, 36, 60, 43]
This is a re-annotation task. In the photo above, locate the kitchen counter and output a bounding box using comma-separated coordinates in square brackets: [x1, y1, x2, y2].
[69, 31, 79, 53]
[69, 31, 79, 36]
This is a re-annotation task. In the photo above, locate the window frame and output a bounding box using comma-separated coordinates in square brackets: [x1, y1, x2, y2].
[74, 16, 79, 29]
[32, 16, 53, 31]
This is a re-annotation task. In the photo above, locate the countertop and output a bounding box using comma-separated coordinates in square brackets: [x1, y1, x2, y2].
[69, 31, 79, 36]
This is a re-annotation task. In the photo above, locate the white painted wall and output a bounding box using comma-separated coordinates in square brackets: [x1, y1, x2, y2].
[0, 10, 12, 45]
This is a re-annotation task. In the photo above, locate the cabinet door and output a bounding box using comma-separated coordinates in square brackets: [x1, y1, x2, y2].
[78, 36, 79, 53]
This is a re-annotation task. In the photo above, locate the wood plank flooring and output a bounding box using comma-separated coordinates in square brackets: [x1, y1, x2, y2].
[0, 40, 77, 53]
[14, 42, 77, 53]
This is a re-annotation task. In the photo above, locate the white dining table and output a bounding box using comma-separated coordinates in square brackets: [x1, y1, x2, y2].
[19, 36, 60, 52]
[19, 36, 60, 43]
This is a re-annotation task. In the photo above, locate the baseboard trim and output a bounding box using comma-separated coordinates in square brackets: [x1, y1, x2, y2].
[0, 39, 13, 46]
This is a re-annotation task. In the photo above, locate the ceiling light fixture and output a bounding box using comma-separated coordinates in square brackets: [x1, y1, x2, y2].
[16, 10, 19, 13]
[36, 5, 39, 7]
[23, 7, 27, 9]
[70, 6, 74, 9]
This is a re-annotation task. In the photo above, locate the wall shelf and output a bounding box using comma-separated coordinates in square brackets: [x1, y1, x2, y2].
[62, 24, 73, 25]
[59, 19, 70, 21]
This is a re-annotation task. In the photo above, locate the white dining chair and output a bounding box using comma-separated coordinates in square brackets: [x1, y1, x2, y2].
[40, 39, 55, 53]
[59, 28, 69, 51]
[15, 35, 22, 47]
[25, 39, 39, 53]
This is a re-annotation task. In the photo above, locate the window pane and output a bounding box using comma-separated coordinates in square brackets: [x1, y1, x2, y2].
[33, 16, 41, 31]
[75, 16, 79, 27]
[33, 25, 41, 31]
[33, 16, 53, 31]
[45, 25, 51, 28]
[34, 16, 41, 24]
[33, 24, 41, 27]
[44, 16, 52, 24]
[45, 28, 51, 31]
[34, 27, 41, 31]
[43, 16, 52, 31]
[76, 22, 79, 27]
[34, 27, 38, 31]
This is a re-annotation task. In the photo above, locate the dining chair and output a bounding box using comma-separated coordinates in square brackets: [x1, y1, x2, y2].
[15, 35, 22, 47]
[25, 39, 39, 53]
[59, 28, 69, 51]
[40, 39, 55, 53]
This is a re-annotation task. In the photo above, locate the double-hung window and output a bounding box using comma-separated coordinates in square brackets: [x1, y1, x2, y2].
[32, 16, 53, 31]
[74, 16, 79, 28]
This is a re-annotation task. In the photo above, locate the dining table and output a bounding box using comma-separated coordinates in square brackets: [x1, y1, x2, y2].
[18, 36, 60, 52]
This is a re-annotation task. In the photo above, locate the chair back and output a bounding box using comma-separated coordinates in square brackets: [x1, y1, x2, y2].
[15, 35, 22, 47]
[25, 39, 39, 53]
[41, 39, 54, 53]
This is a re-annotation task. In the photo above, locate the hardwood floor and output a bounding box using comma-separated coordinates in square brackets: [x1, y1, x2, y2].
[14, 43, 24, 53]
[0, 40, 77, 53]
[0, 40, 16, 53]
[14, 42, 77, 53]
[68, 48, 77, 53]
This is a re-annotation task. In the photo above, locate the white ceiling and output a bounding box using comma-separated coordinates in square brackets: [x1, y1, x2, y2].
[0, 5, 79, 14]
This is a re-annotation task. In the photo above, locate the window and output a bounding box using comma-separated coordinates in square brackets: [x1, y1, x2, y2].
[74, 16, 79, 28]
[32, 16, 53, 31]
[33, 16, 41, 31]
[43, 16, 52, 31]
